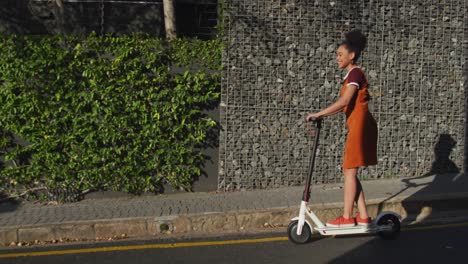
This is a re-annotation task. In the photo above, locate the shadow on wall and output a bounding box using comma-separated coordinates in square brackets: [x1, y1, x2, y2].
[0, 0, 216, 38]
[0, 129, 24, 212]
[0, 195, 19, 214]
[376, 134, 465, 223]
[0, 0, 164, 36]
[0, 167, 20, 213]
[0, 0, 48, 34]
[192, 107, 221, 192]
[399, 134, 465, 225]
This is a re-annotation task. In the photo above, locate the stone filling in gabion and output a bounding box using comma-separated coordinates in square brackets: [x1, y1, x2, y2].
[219, 0, 467, 191]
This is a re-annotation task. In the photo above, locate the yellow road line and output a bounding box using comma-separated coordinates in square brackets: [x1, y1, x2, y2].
[0, 236, 289, 258]
[1, 221, 468, 259]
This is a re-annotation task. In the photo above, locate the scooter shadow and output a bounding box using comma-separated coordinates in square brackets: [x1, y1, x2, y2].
[305, 235, 327, 244]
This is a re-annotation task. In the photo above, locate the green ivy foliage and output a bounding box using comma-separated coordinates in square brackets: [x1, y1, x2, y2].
[0, 33, 221, 197]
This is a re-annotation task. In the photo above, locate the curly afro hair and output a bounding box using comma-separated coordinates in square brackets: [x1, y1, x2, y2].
[340, 30, 367, 62]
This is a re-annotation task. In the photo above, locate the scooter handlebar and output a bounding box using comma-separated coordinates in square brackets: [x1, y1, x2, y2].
[306, 117, 322, 130]
[308, 117, 322, 123]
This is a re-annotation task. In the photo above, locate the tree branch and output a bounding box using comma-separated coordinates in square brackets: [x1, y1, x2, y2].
[0, 187, 48, 202]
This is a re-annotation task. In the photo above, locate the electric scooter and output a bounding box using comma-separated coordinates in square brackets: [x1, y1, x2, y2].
[287, 117, 401, 244]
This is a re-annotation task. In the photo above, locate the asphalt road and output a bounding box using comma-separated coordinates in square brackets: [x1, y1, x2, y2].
[1, 222, 467, 264]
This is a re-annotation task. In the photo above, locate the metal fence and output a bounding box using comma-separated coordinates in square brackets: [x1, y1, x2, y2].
[219, 0, 468, 191]
[1, 0, 217, 38]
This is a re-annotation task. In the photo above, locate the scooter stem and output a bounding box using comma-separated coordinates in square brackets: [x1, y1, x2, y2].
[302, 118, 322, 202]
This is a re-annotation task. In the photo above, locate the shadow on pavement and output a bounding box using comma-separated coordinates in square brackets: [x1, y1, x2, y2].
[326, 225, 467, 263]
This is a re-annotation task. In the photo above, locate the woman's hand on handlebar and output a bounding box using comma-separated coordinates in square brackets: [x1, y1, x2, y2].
[306, 113, 321, 122]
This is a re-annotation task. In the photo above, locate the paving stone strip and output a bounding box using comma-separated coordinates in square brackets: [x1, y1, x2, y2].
[1, 175, 468, 245]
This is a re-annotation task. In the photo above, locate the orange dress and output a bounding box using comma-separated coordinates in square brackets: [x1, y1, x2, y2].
[340, 67, 378, 169]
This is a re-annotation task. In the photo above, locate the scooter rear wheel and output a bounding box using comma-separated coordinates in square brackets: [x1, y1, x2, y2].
[287, 220, 312, 244]
[377, 214, 400, 240]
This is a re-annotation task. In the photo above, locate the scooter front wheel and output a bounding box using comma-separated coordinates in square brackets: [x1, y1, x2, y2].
[287, 220, 312, 244]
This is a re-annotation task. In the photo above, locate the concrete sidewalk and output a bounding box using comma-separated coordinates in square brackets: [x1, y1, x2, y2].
[1, 173, 468, 246]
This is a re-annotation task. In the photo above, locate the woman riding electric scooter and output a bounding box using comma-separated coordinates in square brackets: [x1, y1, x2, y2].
[306, 30, 377, 228]
[288, 30, 400, 244]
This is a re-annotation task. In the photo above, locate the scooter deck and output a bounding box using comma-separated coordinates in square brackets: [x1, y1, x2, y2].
[315, 224, 390, 236]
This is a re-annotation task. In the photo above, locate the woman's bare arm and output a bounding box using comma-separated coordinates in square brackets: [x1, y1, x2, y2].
[307, 85, 358, 120]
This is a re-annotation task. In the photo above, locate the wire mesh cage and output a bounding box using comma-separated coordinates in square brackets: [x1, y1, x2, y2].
[219, 0, 468, 191]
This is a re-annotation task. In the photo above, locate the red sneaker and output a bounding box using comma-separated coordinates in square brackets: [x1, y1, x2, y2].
[356, 213, 371, 226]
[326, 216, 356, 227]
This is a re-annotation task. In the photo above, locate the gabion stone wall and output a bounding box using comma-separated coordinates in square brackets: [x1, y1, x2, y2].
[219, 0, 468, 191]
